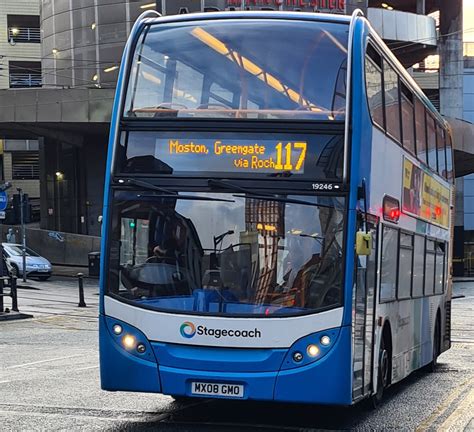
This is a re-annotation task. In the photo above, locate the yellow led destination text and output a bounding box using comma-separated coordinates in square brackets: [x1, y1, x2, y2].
[167, 139, 307, 173]
[169, 140, 209, 154]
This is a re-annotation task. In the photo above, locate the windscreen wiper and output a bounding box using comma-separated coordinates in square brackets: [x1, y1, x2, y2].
[232, 194, 339, 210]
[115, 178, 235, 202]
[136, 193, 234, 202]
[208, 179, 273, 197]
[114, 177, 174, 194]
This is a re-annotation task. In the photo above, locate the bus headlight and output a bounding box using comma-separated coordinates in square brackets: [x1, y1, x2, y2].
[122, 334, 136, 349]
[307, 344, 320, 357]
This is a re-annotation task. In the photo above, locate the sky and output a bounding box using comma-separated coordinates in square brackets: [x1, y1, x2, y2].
[464, 0, 474, 42]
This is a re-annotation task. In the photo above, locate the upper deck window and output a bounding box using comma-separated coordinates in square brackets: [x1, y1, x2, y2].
[124, 19, 349, 120]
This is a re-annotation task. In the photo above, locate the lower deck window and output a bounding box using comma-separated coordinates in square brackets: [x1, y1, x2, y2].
[380, 226, 398, 302]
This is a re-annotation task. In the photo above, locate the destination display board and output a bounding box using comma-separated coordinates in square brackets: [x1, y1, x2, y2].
[168, 138, 307, 174]
[122, 131, 344, 180]
[402, 157, 450, 228]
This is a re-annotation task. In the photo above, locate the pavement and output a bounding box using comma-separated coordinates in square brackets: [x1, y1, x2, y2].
[0, 277, 472, 431]
[51, 265, 94, 278]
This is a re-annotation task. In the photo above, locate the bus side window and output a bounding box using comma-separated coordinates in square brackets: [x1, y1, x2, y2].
[400, 82, 415, 155]
[446, 132, 454, 181]
[414, 98, 427, 164]
[398, 232, 413, 299]
[380, 226, 398, 302]
[426, 113, 437, 172]
[412, 235, 425, 297]
[365, 45, 384, 129]
[436, 125, 447, 179]
[435, 242, 445, 294]
[383, 62, 401, 143]
[425, 239, 436, 296]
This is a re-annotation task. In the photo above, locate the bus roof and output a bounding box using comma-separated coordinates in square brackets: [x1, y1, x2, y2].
[141, 10, 353, 27]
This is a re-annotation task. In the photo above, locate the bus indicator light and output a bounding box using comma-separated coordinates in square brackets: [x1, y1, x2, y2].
[293, 351, 303, 362]
[320, 335, 331, 346]
[112, 324, 123, 335]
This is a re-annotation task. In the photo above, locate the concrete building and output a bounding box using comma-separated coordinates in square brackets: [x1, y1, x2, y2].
[0, 0, 41, 221]
[0, 0, 41, 90]
[459, 49, 474, 275]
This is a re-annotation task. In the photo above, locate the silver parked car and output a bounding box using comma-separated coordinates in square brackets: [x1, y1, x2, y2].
[2, 243, 52, 281]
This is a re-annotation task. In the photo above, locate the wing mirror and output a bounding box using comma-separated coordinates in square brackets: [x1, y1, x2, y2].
[356, 231, 372, 256]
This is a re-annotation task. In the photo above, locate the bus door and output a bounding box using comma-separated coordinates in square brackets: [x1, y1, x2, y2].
[352, 218, 378, 400]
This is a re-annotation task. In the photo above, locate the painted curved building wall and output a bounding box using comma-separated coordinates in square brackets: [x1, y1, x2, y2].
[40, 0, 152, 88]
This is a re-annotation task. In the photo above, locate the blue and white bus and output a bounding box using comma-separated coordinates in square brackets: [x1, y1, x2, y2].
[99, 9, 454, 406]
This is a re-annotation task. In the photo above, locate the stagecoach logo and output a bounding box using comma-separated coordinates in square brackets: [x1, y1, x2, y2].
[179, 322, 262, 339]
[180, 321, 196, 338]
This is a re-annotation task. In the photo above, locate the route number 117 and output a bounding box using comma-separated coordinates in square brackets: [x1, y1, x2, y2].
[274, 142, 307, 171]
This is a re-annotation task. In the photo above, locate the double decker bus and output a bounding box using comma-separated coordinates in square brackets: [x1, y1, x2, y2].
[99, 9, 454, 406]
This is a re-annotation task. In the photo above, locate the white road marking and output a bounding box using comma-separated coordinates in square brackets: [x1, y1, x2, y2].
[75, 365, 99, 371]
[5, 354, 85, 369]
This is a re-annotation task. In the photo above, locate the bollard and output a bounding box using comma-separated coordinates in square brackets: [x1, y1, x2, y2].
[10, 276, 18, 312]
[77, 273, 87, 308]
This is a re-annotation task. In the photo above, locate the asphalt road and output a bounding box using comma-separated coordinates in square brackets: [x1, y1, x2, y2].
[0, 276, 472, 431]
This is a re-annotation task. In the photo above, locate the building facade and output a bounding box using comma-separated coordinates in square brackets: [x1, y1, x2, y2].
[0, 0, 41, 223]
[461, 51, 474, 275]
[0, 0, 41, 90]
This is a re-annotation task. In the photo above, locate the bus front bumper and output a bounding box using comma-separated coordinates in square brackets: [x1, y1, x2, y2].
[99, 315, 352, 405]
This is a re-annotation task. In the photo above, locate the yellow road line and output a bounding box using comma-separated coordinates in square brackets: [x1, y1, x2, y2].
[416, 376, 474, 432]
[437, 388, 474, 431]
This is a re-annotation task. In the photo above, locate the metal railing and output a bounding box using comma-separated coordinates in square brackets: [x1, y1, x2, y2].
[9, 73, 42, 88]
[8, 27, 41, 43]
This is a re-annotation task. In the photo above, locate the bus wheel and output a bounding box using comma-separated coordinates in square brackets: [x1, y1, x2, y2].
[372, 336, 390, 407]
[427, 317, 441, 373]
